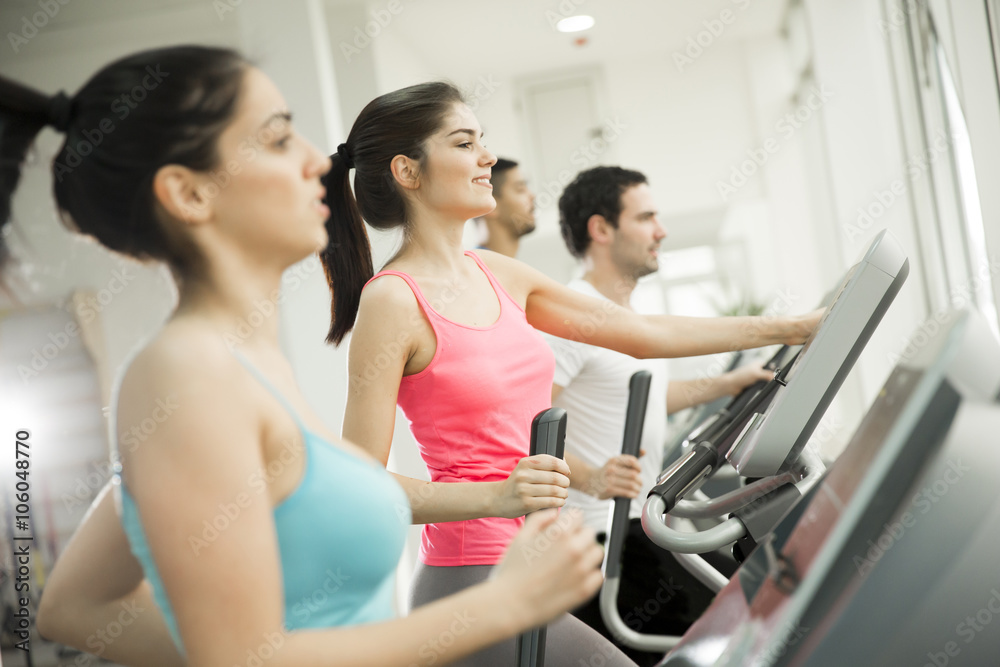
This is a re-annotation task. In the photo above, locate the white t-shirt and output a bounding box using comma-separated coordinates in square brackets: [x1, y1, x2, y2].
[545, 279, 669, 535]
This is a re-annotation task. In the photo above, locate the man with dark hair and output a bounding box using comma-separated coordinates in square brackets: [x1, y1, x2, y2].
[549, 166, 771, 666]
[479, 157, 536, 257]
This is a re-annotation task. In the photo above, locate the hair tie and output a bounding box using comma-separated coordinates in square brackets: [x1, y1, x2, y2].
[336, 142, 354, 169]
[46, 91, 74, 133]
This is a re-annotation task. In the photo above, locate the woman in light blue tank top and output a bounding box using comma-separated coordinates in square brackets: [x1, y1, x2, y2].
[11, 46, 610, 666]
[114, 346, 411, 651]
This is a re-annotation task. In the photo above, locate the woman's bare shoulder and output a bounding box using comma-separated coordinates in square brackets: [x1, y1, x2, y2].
[470, 248, 535, 303]
[359, 270, 423, 321]
[118, 319, 244, 411]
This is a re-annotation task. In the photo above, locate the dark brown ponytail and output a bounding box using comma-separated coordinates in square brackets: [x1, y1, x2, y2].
[0, 46, 248, 282]
[0, 78, 50, 270]
[320, 81, 465, 346]
[320, 149, 373, 345]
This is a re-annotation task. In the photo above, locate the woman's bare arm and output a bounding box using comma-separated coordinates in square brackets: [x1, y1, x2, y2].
[481, 251, 821, 358]
[37, 483, 184, 667]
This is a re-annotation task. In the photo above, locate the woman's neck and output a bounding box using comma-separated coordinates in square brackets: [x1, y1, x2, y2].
[393, 207, 469, 275]
[173, 253, 286, 349]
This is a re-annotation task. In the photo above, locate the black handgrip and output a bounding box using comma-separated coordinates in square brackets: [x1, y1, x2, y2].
[714, 345, 787, 420]
[647, 442, 718, 511]
[605, 371, 651, 580]
[711, 377, 785, 457]
[710, 345, 785, 428]
[530, 408, 567, 458]
[692, 380, 765, 446]
[620, 371, 651, 458]
[687, 351, 784, 445]
[724, 378, 771, 418]
[516, 407, 568, 667]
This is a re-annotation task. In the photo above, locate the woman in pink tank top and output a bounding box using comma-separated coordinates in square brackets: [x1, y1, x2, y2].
[320, 82, 821, 667]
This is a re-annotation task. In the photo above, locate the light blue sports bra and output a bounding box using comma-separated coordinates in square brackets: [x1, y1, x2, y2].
[113, 349, 410, 653]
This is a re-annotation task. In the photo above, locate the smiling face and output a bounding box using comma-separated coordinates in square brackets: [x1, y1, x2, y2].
[193, 67, 332, 268]
[608, 183, 667, 279]
[414, 102, 498, 222]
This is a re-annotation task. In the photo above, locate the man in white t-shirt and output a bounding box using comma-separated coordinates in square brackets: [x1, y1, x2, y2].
[549, 166, 771, 666]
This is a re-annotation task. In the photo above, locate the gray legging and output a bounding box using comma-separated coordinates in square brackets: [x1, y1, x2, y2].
[410, 563, 638, 667]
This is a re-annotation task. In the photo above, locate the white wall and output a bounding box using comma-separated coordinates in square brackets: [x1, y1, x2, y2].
[804, 0, 931, 406]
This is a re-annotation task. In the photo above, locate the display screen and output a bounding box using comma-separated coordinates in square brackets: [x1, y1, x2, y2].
[782, 263, 859, 384]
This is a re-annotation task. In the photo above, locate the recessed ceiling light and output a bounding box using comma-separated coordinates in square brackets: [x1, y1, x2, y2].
[556, 15, 595, 33]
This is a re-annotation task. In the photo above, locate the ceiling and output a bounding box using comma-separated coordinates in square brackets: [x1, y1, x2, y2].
[351, 0, 790, 78]
[0, 0, 789, 77]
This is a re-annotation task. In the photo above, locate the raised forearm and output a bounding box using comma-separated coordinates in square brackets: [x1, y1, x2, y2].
[635, 313, 810, 359]
[392, 473, 501, 524]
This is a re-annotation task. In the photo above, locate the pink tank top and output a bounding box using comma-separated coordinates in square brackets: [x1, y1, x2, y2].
[366, 251, 555, 566]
